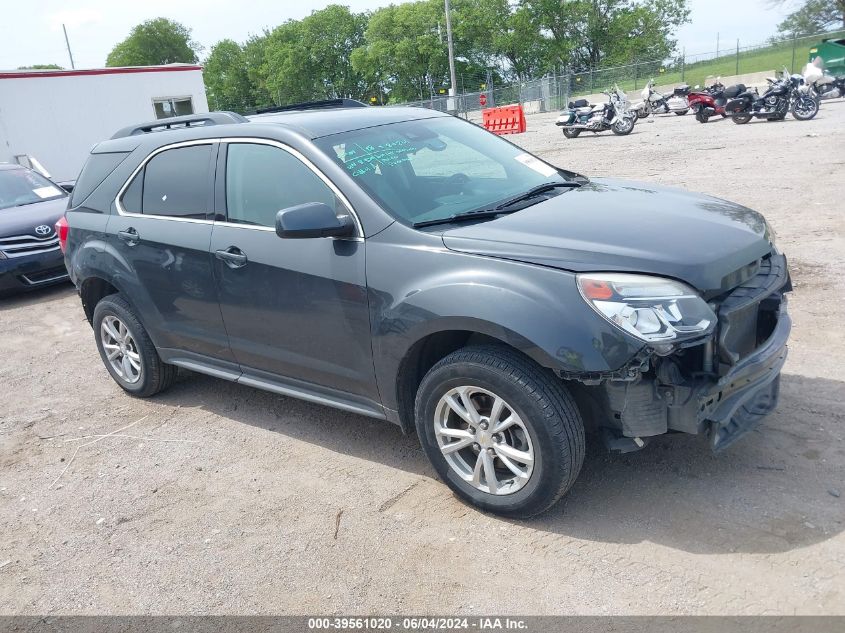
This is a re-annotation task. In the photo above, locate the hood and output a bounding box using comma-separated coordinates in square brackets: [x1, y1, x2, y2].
[0, 196, 68, 238]
[440, 178, 773, 294]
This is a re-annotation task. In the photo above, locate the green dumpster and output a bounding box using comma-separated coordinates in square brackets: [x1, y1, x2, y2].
[809, 38, 845, 76]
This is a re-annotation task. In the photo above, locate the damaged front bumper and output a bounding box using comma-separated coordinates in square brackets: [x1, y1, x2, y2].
[587, 253, 791, 452]
[672, 301, 789, 451]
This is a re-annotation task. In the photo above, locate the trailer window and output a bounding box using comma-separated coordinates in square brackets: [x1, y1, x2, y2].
[153, 97, 194, 119]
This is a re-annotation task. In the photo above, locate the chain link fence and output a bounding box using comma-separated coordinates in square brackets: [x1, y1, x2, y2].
[390, 28, 845, 118]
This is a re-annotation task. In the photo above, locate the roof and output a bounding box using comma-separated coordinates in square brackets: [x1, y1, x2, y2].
[91, 105, 452, 155]
[247, 106, 448, 139]
[0, 64, 203, 80]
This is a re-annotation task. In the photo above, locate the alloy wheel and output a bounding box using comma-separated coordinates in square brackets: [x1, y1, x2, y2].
[100, 315, 142, 384]
[433, 386, 535, 495]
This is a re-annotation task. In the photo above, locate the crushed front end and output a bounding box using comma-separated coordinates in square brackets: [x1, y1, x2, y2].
[572, 252, 791, 452]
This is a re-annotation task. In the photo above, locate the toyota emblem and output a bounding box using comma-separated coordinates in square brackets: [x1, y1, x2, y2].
[34, 225, 52, 236]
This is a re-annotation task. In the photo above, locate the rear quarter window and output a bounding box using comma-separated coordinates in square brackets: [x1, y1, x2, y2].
[71, 152, 130, 207]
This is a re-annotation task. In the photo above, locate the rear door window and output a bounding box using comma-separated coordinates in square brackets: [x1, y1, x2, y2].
[120, 144, 213, 219]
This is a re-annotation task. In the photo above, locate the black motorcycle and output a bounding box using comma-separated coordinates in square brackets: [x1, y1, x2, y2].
[725, 67, 819, 124]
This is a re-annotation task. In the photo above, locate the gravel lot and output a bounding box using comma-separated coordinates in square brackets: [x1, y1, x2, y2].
[1, 102, 844, 616]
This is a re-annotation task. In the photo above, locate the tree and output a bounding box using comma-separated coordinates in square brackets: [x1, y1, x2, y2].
[260, 5, 369, 105]
[776, 0, 844, 36]
[204, 40, 253, 111]
[492, 4, 554, 80]
[18, 64, 64, 70]
[523, 0, 690, 70]
[352, 0, 453, 102]
[106, 18, 201, 67]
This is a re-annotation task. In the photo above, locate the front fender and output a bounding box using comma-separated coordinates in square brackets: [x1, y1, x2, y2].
[366, 224, 644, 411]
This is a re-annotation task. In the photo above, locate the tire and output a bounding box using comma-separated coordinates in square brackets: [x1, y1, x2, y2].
[791, 95, 819, 121]
[631, 110, 640, 122]
[732, 113, 752, 125]
[695, 110, 710, 123]
[674, 109, 689, 115]
[562, 128, 581, 138]
[92, 294, 177, 397]
[611, 116, 635, 135]
[414, 345, 585, 518]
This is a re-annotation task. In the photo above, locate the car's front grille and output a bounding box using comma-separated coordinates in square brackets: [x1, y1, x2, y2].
[19, 266, 68, 285]
[715, 253, 790, 375]
[0, 232, 60, 258]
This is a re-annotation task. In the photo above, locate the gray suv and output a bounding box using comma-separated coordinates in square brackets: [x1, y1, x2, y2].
[62, 102, 791, 517]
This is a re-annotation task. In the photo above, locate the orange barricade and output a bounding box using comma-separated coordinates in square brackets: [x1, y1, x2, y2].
[482, 104, 527, 135]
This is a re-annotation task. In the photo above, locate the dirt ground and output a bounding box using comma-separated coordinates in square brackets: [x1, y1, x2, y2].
[1, 103, 844, 616]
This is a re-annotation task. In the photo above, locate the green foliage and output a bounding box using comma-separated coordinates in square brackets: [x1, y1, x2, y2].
[777, 0, 844, 36]
[524, 0, 690, 69]
[197, 0, 692, 107]
[258, 5, 368, 105]
[351, 0, 450, 102]
[17, 64, 64, 70]
[203, 40, 253, 111]
[106, 18, 201, 67]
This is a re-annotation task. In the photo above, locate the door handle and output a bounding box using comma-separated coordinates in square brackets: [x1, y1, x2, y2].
[117, 228, 139, 245]
[215, 246, 248, 269]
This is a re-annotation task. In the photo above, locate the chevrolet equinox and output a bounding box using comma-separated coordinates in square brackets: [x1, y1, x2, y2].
[60, 101, 791, 517]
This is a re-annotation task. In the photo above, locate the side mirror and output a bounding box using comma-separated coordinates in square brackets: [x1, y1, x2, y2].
[275, 202, 355, 239]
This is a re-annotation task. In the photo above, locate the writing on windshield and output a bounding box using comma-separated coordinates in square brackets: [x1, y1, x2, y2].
[339, 138, 414, 177]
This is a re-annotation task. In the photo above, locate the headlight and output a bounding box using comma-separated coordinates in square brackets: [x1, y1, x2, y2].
[764, 220, 779, 253]
[577, 273, 715, 347]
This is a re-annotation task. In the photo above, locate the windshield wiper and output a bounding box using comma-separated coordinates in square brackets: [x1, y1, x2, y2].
[413, 181, 581, 229]
[494, 181, 581, 211]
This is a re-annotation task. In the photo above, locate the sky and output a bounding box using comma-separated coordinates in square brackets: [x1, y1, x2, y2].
[0, 0, 796, 71]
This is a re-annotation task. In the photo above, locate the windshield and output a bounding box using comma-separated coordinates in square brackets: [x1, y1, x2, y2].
[314, 117, 576, 226]
[0, 168, 66, 210]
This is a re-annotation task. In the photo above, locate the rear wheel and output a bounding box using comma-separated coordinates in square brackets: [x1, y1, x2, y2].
[732, 113, 753, 124]
[791, 95, 819, 120]
[414, 345, 585, 518]
[562, 128, 581, 138]
[93, 294, 177, 397]
[674, 109, 689, 115]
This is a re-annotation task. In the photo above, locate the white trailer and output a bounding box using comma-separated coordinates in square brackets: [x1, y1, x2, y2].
[0, 64, 209, 181]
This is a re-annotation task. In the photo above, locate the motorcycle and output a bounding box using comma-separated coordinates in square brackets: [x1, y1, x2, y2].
[802, 61, 845, 100]
[688, 79, 730, 123]
[631, 79, 690, 118]
[555, 85, 636, 138]
[725, 67, 819, 124]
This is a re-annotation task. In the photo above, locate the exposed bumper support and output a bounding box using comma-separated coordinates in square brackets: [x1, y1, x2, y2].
[592, 296, 790, 452]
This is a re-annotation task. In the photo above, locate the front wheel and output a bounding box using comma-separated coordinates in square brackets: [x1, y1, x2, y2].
[611, 116, 635, 135]
[791, 95, 819, 120]
[562, 128, 581, 138]
[732, 113, 753, 125]
[414, 346, 585, 518]
[696, 110, 710, 123]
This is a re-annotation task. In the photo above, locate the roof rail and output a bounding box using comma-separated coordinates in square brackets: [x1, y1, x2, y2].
[110, 111, 247, 139]
[252, 99, 367, 115]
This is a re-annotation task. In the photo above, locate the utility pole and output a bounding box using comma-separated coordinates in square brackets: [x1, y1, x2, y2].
[62, 24, 76, 69]
[444, 0, 457, 97]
